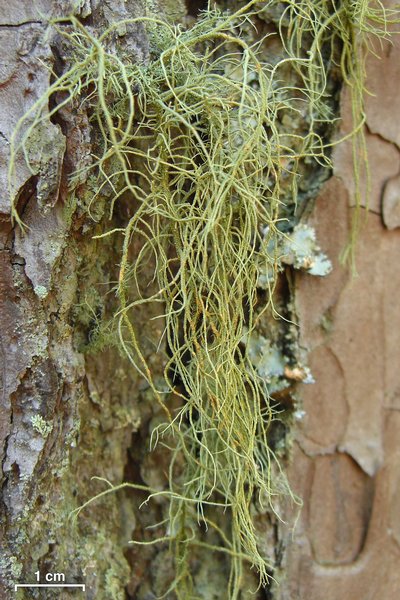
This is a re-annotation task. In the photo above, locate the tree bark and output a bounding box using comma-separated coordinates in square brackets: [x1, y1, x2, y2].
[0, 2, 158, 598]
[1, 1, 399, 599]
[279, 27, 400, 599]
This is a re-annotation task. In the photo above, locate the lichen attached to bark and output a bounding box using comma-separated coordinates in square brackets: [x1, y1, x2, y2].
[7, 1, 398, 598]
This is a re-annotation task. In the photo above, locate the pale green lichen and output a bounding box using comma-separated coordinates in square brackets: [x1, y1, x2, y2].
[283, 224, 332, 276]
[257, 223, 332, 287]
[9, 557, 23, 579]
[31, 415, 53, 438]
[34, 284, 49, 299]
[242, 328, 286, 392]
[8, 0, 398, 598]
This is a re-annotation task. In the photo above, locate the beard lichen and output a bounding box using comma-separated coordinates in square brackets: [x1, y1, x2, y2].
[9, 0, 397, 597]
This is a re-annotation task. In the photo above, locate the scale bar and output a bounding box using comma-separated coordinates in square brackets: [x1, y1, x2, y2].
[15, 584, 85, 590]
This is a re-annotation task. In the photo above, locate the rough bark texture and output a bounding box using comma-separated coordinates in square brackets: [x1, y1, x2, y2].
[1, 1, 399, 599]
[0, 2, 163, 598]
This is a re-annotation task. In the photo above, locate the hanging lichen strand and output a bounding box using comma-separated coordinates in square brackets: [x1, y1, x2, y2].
[9, 0, 397, 597]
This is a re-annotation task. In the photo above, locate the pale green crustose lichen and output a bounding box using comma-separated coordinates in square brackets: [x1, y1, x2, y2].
[31, 415, 53, 439]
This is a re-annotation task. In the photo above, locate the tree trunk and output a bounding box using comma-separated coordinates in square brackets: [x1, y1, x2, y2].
[1, 1, 399, 599]
[278, 27, 400, 599]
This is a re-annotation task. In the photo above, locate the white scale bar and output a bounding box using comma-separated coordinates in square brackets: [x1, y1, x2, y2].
[15, 584, 85, 590]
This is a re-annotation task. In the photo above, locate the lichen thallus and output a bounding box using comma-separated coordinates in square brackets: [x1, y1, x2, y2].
[9, 1, 397, 597]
